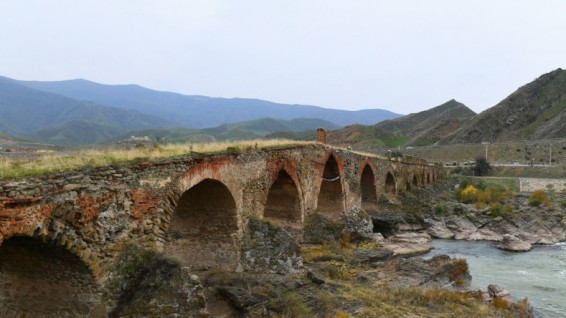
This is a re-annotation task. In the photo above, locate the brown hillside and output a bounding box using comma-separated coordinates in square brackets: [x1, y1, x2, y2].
[376, 99, 476, 146]
[446, 68, 566, 144]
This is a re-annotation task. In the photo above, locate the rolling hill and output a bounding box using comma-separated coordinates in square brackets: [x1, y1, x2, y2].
[445, 68, 566, 143]
[376, 99, 476, 146]
[326, 124, 407, 149]
[27, 120, 129, 146]
[17, 78, 402, 128]
[324, 99, 473, 150]
[112, 117, 340, 144]
[0, 77, 178, 142]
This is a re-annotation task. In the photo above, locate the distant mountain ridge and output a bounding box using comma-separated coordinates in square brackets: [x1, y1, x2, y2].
[17, 78, 402, 128]
[0, 77, 177, 138]
[112, 117, 340, 144]
[0, 75, 396, 145]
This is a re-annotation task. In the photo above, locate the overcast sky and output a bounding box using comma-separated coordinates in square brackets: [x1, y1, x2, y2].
[1, 1, 565, 114]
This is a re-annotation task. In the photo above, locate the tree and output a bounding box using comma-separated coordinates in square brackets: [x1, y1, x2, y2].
[473, 156, 491, 176]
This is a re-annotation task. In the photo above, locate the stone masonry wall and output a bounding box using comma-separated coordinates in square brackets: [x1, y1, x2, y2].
[519, 178, 566, 192]
[0, 144, 444, 314]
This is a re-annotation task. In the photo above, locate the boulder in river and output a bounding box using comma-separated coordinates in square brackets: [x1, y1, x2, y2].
[496, 234, 532, 252]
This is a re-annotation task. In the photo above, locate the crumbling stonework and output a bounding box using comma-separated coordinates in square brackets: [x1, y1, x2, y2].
[0, 144, 443, 315]
[240, 218, 302, 274]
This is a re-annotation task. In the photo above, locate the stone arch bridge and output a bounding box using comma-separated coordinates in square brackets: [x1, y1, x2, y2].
[0, 144, 443, 316]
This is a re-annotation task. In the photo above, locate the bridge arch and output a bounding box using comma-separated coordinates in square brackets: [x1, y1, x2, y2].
[405, 174, 415, 192]
[165, 178, 240, 270]
[0, 236, 101, 317]
[384, 171, 396, 194]
[263, 168, 303, 228]
[360, 163, 378, 213]
[412, 174, 419, 189]
[317, 153, 345, 219]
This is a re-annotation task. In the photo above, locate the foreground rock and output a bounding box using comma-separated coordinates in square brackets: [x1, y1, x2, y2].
[381, 232, 433, 255]
[383, 254, 471, 290]
[487, 284, 513, 304]
[496, 234, 532, 252]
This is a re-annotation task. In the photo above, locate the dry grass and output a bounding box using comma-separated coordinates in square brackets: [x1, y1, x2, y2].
[341, 284, 530, 318]
[0, 139, 311, 180]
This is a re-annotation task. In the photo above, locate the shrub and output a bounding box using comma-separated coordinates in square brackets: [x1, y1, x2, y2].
[503, 204, 513, 215]
[268, 291, 310, 317]
[474, 201, 486, 210]
[492, 297, 510, 310]
[529, 190, 551, 207]
[490, 203, 501, 216]
[458, 185, 479, 203]
[459, 178, 471, 189]
[561, 200, 566, 208]
[434, 204, 447, 215]
[456, 180, 515, 208]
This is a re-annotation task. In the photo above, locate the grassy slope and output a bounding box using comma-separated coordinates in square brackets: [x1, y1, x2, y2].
[327, 124, 408, 149]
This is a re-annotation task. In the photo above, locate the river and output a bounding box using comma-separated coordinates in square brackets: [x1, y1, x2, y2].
[426, 239, 566, 318]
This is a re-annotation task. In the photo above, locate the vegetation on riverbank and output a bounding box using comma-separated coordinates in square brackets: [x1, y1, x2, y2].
[203, 239, 533, 318]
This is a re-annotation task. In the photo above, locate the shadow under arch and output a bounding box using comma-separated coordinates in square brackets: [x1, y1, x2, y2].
[164, 178, 240, 270]
[384, 171, 396, 194]
[263, 169, 303, 228]
[412, 175, 419, 189]
[360, 164, 378, 214]
[0, 236, 102, 317]
[317, 153, 344, 220]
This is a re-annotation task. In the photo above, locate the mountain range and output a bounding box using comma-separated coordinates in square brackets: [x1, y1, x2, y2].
[0, 76, 400, 145]
[16, 78, 400, 128]
[110, 118, 341, 145]
[2, 68, 565, 148]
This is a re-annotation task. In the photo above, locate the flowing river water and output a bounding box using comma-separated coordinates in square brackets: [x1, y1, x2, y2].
[425, 239, 566, 318]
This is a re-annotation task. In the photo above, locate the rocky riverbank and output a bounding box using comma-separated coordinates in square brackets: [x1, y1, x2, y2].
[196, 239, 532, 317]
[373, 178, 566, 253]
[104, 212, 533, 317]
